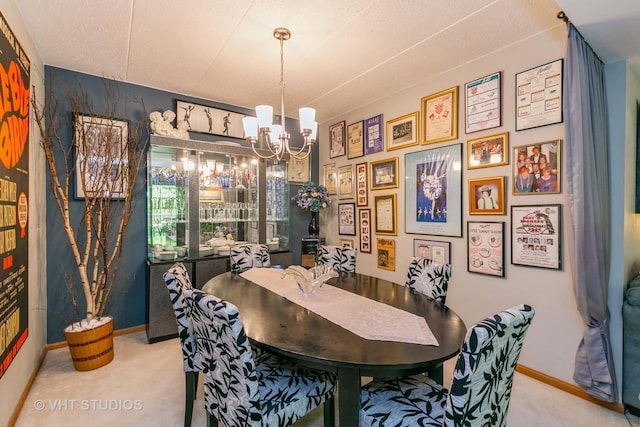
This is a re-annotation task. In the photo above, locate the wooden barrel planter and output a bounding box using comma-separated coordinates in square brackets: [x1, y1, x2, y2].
[63, 316, 114, 371]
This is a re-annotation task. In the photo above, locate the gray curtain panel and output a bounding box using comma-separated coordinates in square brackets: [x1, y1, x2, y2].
[563, 23, 618, 402]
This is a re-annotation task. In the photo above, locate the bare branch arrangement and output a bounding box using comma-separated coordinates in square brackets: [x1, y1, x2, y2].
[32, 77, 149, 325]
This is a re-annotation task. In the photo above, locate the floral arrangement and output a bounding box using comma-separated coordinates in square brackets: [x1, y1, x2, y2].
[292, 181, 330, 212]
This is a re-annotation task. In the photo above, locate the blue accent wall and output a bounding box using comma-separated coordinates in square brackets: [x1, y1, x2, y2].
[45, 66, 316, 343]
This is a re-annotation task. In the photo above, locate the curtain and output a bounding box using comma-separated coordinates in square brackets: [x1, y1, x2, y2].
[563, 23, 618, 402]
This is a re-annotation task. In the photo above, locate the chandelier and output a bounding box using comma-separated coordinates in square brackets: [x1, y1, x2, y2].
[242, 27, 317, 161]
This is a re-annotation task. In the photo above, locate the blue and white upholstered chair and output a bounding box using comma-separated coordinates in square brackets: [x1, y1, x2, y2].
[317, 245, 357, 273]
[360, 304, 535, 427]
[162, 262, 199, 427]
[405, 257, 452, 304]
[229, 243, 271, 273]
[186, 288, 337, 427]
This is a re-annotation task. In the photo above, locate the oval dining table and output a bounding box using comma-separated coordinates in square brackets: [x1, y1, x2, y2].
[202, 270, 467, 427]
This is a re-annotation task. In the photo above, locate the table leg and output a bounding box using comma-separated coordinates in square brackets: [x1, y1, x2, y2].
[429, 363, 444, 385]
[337, 366, 360, 426]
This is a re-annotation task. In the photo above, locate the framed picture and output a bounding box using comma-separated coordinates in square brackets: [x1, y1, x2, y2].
[347, 120, 364, 159]
[515, 59, 563, 131]
[376, 238, 396, 271]
[468, 176, 506, 215]
[421, 86, 458, 145]
[355, 162, 368, 207]
[465, 71, 502, 134]
[468, 221, 505, 277]
[467, 132, 509, 170]
[329, 121, 346, 158]
[323, 163, 337, 195]
[413, 239, 450, 265]
[386, 112, 419, 151]
[338, 202, 356, 235]
[513, 139, 561, 194]
[338, 164, 354, 199]
[511, 204, 562, 270]
[176, 100, 245, 138]
[374, 193, 397, 235]
[340, 238, 354, 249]
[405, 144, 463, 237]
[370, 157, 399, 190]
[74, 114, 129, 199]
[288, 156, 310, 183]
[359, 208, 372, 253]
[364, 114, 384, 155]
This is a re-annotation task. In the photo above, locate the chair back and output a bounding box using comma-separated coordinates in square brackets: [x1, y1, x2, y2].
[405, 257, 451, 304]
[317, 245, 357, 273]
[162, 262, 198, 372]
[230, 244, 271, 273]
[443, 304, 535, 427]
[186, 288, 261, 427]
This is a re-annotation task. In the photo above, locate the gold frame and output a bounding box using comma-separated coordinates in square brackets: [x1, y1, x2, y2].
[386, 112, 419, 151]
[347, 120, 364, 159]
[376, 238, 396, 271]
[374, 193, 397, 235]
[369, 157, 399, 191]
[421, 86, 459, 145]
[468, 176, 506, 215]
[466, 132, 509, 170]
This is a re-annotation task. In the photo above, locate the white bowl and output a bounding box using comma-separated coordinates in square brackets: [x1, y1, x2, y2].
[156, 250, 177, 261]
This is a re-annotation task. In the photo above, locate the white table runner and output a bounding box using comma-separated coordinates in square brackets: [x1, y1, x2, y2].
[240, 268, 439, 346]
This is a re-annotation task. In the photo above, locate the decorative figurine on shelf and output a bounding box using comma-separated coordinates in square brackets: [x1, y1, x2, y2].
[292, 181, 331, 236]
[149, 110, 190, 139]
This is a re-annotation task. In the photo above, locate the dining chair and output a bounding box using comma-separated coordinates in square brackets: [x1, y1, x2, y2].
[186, 288, 337, 427]
[405, 257, 452, 304]
[360, 304, 535, 427]
[317, 245, 356, 273]
[162, 262, 199, 427]
[229, 243, 271, 273]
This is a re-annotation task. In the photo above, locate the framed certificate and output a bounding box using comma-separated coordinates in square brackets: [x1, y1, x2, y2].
[515, 59, 563, 131]
[374, 193, 397, 235]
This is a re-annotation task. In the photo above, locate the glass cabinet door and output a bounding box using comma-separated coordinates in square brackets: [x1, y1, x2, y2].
[266, 159, 289, 251]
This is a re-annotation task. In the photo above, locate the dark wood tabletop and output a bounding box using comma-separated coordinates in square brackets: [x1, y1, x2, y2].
[202, 270, 467, 426]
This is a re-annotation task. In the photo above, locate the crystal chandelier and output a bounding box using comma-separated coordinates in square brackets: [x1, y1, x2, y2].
[242, 27, 317, 161]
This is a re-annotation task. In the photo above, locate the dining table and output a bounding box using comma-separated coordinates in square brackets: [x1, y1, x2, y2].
[202, 269, 467, 426]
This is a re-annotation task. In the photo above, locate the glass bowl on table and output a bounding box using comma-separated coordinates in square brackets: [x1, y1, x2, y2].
[281, 264, 338, 294]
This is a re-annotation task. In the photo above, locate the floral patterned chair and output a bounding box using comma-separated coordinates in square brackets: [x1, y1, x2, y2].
[229, 244, 271, 273]
[405, 257, 452, 304]
[186, 288, 337, 427]
[162, 262, 199, 427]
[317, 245, 356, 273]
[360, 304, 535, 427]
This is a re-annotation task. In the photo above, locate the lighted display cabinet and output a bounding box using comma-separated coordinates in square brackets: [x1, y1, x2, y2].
[146, 135, 292, 342]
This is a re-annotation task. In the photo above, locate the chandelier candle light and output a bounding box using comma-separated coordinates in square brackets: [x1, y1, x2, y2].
[242, 27, 318, 161]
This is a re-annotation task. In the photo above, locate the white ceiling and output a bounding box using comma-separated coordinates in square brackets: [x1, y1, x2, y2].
[14, 0, 640, 124]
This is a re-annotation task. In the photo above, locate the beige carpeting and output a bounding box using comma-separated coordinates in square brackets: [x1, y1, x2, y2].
[13, 331, 639, 427]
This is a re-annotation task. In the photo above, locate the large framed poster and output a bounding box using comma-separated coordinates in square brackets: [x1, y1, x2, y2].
[0, 11, 30, 380]
[404, 144, 462, 237]
[511, 204, 562, 270]
[515, 59, 563, 131]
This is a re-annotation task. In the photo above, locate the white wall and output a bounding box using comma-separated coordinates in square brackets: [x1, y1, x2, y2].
[0, 1, 47, 425]
[317, 25, 600, 386]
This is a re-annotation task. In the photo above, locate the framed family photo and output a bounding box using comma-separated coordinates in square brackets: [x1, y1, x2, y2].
[467, 132, 508, 170]
[386, 112, 419, 151]
[468, 176, 506, 215]
[511, 204, 562, 270]
[359, 208, 372, 253]
[413, 239, 450, 265]
[404, 144, 463, 237]
[465, 71, 502, 134]
[347, 120, 364, 159]
[421, 86, 458, 145]
[468, 221, 505, 277]
[329, 121, 346, 158]
[513, 139, 561, 194]
[370, 157, 399, 191]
